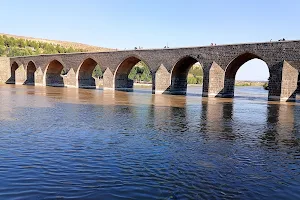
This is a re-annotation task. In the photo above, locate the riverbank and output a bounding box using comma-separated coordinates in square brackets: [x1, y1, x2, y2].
[235, 80, 266, 86]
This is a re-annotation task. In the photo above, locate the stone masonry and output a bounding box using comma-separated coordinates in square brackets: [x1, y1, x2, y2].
[1, 40, 300, 101]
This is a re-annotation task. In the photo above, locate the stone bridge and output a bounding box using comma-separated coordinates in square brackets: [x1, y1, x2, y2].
[1, 40, 300, 101]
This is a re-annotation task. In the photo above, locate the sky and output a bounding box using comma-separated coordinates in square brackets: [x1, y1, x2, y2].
[1, 0, 299, 81]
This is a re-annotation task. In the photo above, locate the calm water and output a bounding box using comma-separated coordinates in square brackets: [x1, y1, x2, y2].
[0, 85, 300, 199]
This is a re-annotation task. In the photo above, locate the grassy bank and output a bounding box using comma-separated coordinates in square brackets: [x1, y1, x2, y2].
[235, 81, 266, 86]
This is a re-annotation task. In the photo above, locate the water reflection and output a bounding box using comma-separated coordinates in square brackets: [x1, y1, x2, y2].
[263, 104, 298, 147]
[0, 85, 300, 199]
[151, 95, 188, 133]
[201, 99, 234, 140]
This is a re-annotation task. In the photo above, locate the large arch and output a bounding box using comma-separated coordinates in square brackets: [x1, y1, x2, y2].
[114, 56, 152, 91]
[170, 56, 200, 94]
[223, 52, 270, 97]
[76, 58, 100, 88]
[26, 61, 36, 85]
[44, 60, 64, 87]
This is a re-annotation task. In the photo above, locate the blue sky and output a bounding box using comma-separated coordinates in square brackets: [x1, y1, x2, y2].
[1, 0, 299, 80]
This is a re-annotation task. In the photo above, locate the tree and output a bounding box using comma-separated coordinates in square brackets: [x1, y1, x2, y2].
[66, 47, 75, 53]
[0, 46, 6, 56]
[129, 66, 138, 80]
[135, 74, 141, 82]
[56, 44, 65, 53]
[92, 65, 103, 78]
[189, 65, 203, 77]
[32, 41, 39, 50]
[35, 48, 42, 55]
[6, 37, 16, 47]
[141, 66, 151, 82]
[17, 38, 26, 48]
[0, 36, 4, 46]
[187, 76, 197, 84]
[196, 76, 203, 84]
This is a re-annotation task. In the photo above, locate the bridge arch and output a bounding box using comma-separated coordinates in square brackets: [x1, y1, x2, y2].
[7, 61, 19, 84]
[26, 61, 36, 85]
[44, 60, 65, 87]
[76, 58, 101, 88]
[223, 52, 270, 97]
[170, 55, 202, 94]
[114, 55, 152, 91]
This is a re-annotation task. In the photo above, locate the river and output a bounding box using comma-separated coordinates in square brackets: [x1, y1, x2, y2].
[0, 85, 299, 199]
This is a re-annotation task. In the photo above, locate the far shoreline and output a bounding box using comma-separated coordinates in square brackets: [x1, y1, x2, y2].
[133, 81, 266, 88]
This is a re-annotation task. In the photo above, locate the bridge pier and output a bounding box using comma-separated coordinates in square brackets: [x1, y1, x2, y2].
[154, 64, 171, 94]
[103, 68, 114, 90]
[64, 69, 77, 88]
[15, 65, 26, 85]
[268, 61, 298, 102]
[203, 62, 225, 97]
[34, 68, 44, 86]
[0, 57, 10, 84]
[0, 58, 10, 84]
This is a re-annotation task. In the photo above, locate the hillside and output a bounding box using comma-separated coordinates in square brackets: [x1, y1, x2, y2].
[0, 33, 114, 53]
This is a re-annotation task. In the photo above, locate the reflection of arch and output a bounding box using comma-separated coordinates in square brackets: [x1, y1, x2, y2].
[170, 56, 200, 94]
[76, 58, 99, 88]
[26, 61, 36, 85]
[7, 62, 19, 84]
[223, 52, 269, 97]
[114, 55, 151, 91]
[44, 60, 64, 87]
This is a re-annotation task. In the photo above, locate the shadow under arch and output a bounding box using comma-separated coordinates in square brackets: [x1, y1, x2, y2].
[44, 60, 65, 87]
[114, 55, 152, 92]
[170, 56, 201, 95]
[76, 58, 100, 89]
[223, 52, 270, 98]
[25, 61, 36, 85]
[6, 61, 19, 84]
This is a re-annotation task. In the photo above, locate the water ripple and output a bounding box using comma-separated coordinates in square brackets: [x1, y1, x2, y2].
[0, 85, 299, 199]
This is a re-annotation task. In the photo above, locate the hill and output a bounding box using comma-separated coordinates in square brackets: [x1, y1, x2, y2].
[0, 33, 114, 56]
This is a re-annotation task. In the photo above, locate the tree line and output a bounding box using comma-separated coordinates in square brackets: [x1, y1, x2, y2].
[0, 35, 86, 57]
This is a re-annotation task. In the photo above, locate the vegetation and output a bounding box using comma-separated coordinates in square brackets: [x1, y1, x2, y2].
[128, 61, 152, 83]
[92, 65, 103, 78]
[127, 62, 204, 84]
[235, 81, 267, 87]
[0, 35, 86, 57]
[187, 64, 203, 84]
[263, 82, 269, 90]
[235, 82, 252, 86]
